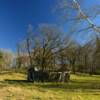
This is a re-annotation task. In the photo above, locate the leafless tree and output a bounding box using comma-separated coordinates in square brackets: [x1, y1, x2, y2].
[56, 0, 100, 36]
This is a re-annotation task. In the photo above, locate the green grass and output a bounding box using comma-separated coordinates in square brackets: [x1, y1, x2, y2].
[0, 71, 100, 100]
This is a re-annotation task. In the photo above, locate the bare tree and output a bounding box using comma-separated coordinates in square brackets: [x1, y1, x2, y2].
[35, 24, 63, 71]
[56, 0, 100, 36]
[2, 50, 14, 68]
[0, 50, 3, 68]
[16, 43, 23, 68]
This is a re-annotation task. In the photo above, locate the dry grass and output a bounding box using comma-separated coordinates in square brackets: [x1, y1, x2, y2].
[0, 71, 100, 100]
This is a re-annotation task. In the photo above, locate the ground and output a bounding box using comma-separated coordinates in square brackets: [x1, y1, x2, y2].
[0, 71, 100, 100]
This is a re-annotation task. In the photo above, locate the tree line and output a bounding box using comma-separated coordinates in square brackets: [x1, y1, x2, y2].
[0, 0, 100, 82]
[16, 0, 100, 76]
[16, 24, 100, 75]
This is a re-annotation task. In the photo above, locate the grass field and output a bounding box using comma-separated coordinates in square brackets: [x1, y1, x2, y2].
[0, 71, 100, 100]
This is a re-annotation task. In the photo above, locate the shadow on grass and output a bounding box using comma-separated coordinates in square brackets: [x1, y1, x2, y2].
[4, 79, 100, 92]
[4, 79, 34, 86]
[5, 79, 28, 83]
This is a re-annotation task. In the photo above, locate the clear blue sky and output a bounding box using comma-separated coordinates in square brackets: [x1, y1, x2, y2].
[0, 0, 99, 52]
[0, 0, 56, 52]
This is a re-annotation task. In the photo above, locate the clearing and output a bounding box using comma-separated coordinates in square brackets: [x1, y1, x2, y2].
[0, 71, 100, 100]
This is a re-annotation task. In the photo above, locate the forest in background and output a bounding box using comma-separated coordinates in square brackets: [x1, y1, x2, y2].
[0, 0, 100, 76]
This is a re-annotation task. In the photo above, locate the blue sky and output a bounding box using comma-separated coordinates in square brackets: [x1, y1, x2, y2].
[0, 0, 56, 52]
[0, 0, 100, 52]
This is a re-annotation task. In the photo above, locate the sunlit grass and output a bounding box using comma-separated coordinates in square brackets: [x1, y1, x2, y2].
[0, 71, 100, 100]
